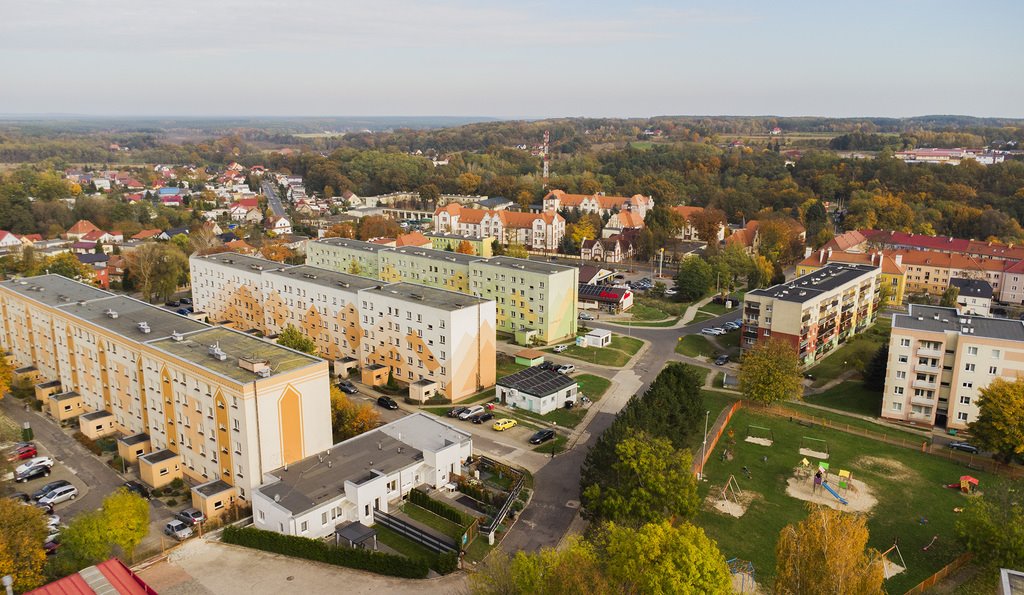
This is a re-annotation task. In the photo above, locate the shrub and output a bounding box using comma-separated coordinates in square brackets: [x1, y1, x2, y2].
[511, 500, 524, 512]
[222, 525, 428, 579]
[167, 498, 177, 506]
[73, 432, 102, 455]
[109, 455, 126, 471]
[517, 489, 530, 502]
[170, 478, 185, 491]
[409, 489, 470, 526]
[457, 481, 492, 505]
[433, 551, 459, 574]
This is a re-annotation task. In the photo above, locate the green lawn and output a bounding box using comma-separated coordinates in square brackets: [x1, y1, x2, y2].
[784, 402, 928, 444]
[546, 334, 644, 367]
[374, 524, 440, 561]
[806, 318, 892, 387]
[511, 403, 586, 428]
[686, 391, 741, 453]
[401, 502, 466, 540]
[532, 433, 568, 454]
[698, 293, 744, 316]
[629, 302, 671, 321]
[608, 335, 643, 355]
[606, 316, 681, 328]
[803, 382, 883, 418]
[675, 334, 716, 357]
[496, 358, 527, 378]
[635, 295, 690, 317]
[576, 373, 611, 401]
[695, 406, 989, 593]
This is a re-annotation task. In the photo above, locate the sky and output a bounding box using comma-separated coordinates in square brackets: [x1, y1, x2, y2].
[2, 0, 1023, 119]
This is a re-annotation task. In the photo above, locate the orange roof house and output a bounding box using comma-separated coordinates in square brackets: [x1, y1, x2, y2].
[395, 231, 431, 247]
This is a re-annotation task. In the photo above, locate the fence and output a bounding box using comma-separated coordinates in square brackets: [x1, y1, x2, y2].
[373, 509, 455, 554]
[692, 401, 742, 476]
[478, 456, 526, 536]
[903, 552, 973, 595]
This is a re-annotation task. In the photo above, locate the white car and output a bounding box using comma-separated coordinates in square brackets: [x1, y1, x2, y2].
[38, 485, 78, 507]
[553, 345, 568, 353]
[557, 364, 576, 375]
[700, 328, 720, 336]
[46, 514, 60, 528]
[164, 520, 194, 541]
[578, 312, 595, 321]
[712, 327, 727, 335]
[665, 289, 678, 296]
[15, 457, 54, 476]
[458, 405, 485, 420]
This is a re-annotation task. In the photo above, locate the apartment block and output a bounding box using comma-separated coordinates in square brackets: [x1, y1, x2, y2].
[882, 305, 1024, 430]
[0, 275, 333, 507]
[304, 238, 578, 344]
[742, 263, 882, 366]
[190, 254, 498, 400]
[189, 252, 273, 330]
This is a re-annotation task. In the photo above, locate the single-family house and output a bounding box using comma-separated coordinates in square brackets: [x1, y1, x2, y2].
[496, 367, 578, 415]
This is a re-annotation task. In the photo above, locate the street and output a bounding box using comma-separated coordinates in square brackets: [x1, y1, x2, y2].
[261, 180, 286, 218]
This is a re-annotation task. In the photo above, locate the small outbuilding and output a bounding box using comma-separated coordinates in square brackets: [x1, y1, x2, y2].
[497, 367, 578, 415]
[584, 328, 612, 348]
[514, 349, 546, 367]
[335, 521, 378, 550]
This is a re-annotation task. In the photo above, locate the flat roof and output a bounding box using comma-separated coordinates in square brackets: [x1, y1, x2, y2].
[260, 432, 424, 515]
[893, 305, 1024, 342]
[81, 410, 113, 421]
[52, 391, 80, 402]
[475, 256, 576, 275]
[498, 366, 576, 398]
[118, 433, 150, 446]
[423, 231, 490, 241]
[149, 327, 323, 383]
[361, 282, 488, 311]
[312, 237, 393, 253]
[194, 479, 233, 497]
[747, 263, 877, 304]
[264, 265, 381, 291]
[57, 295, 207, 341]
[385, 246, 479, 266]
[192, 253, 292, 274]
[1, 275, 111, 307]
[140, 449, 179, 464]
[377, 412, 472, 453]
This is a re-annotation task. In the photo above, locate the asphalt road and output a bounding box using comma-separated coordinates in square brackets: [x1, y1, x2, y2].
[262, 180, 286, 218]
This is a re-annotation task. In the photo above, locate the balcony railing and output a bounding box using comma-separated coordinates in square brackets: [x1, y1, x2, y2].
[915, 363, 941, 373]
[916, 347, 943, 358]
[912, 380, 937, 390]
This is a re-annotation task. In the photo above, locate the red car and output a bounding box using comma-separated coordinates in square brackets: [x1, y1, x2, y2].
[7, 444, 37, 461]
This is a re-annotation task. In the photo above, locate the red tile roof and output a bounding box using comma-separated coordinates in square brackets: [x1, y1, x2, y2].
[26, 558, 155, 595]
[860, 229, 1024, 260]
[67, 220, 101, 235]
[670, 206, 705, 220]
[544, 189, 652, 211]
[395, 231, 430, 247]
[131, 229, 162, 240]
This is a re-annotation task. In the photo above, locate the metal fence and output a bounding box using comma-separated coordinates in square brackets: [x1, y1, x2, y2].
[478, 456, 525, 535]
[373, 509, 455, 554]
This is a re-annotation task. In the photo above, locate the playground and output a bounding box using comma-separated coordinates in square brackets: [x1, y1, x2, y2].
[695, 405, 995, 593]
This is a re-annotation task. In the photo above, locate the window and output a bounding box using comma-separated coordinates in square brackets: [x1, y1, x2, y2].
[891, 401, 903, 412]
[959, 395, 971, 405]
[989, 366, 997, 375]
[900, 338, 910, 347]
[898, 355, 908, 363]
[962, 381, 973, 389]
[300, 521, 308, 533]
[992, 349, 1001, 358]
[965, 363, 975, 372]
[258, 510, 265, 521]
[957, 412, 968, 421]
[893, 387, 904, 395]
[896, 371, 907, 379]
[322, 512, 328, 525]
[967, 346, 978, 356]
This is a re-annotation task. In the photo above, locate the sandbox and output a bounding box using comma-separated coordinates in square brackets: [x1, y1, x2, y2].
[785, 466, 877, 512]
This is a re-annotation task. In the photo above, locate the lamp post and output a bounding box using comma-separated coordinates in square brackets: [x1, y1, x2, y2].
[699, 409, 710, 480]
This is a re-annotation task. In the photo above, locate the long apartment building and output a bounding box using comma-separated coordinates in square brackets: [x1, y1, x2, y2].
[882, 304, 1024, 430]
[306, 238, 578, 345]
[742, 263, 882, 366]
[0, 275, 333, 513]
[190, 254, 496, 401]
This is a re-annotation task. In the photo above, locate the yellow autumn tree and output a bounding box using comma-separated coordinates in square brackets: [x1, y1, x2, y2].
[0, 499, 48, 592]
[330, 386, 381, 442]
[775, 505, 885, 595]
[456, 240, 476, 255]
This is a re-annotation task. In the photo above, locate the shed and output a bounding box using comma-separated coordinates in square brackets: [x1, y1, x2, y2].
[497, 367, 578, 415]
[335, 521, 378, 550]
[584, 328, 612, 348]
[514, 349, 546, 367]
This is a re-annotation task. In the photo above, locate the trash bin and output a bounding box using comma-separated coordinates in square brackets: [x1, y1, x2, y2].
[21, 422, 33, 442]
[948, 428, 958, 436]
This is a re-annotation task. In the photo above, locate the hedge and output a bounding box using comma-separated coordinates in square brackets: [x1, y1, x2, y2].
[409, 488, 470, 527]
[222, 525, 429, 579]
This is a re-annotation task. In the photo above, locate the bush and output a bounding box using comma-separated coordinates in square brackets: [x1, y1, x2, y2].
[222, 525, 428, 579]
[434, 551, 459, 574]
[457, 481, 492, 505]
[511, 500, 524, 512]
[167, 498, 177, 506]
[73, 432, 102, 455]
[517, 489, 530, 502]
[170, 478, 185, 491]
[409, 488, 470, 526]
[109, 455, 125, 471]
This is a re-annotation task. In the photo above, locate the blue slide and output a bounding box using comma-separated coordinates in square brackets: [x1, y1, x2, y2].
[822, 481, 848, 505]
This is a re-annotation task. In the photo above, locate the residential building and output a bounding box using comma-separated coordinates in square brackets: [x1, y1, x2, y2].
[0, 274, 333, 507]
[433, 204, 564, 252]
[580, 236, 634, 263]
[542, 189, 654, 218]
[671, 206, 726, 242]
[882, 304, 1024, 429]
[796, 248, 907, 306]
[252, 413, 471, 539]
[496, 367, 577, 415]
[602, 210, 645, 238]
[741, 263, 882, 365]
[265, 215, 293, 235]
[425, 232, 493, 257]
[860, 229, 1024, 262]
[949, 278, 993, 317]
[894, 148, 1004, 166]
[306, 238, 579, 344]
[24, 558, 156, 595]
[898, 251, 1006, 298]
[190, 254, 497, 401]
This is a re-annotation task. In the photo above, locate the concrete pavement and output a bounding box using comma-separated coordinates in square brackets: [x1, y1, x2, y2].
[261, 181, 286, 218]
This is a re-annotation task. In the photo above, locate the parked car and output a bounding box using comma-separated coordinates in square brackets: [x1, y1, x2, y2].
[33, 501, 53, 515]
[529, 429, 556, 445]
[123, 481, 151, 500]
[175, 308, 191, 315]
[164, 300, 180, 308]
[538, 361, 556, 371]
[701, 328, 721, 336]
[46, 514, 61, 528]
[471, 412, 494, 424]
[447, 406, 469, 418]
[493, 419, 518, 431]
[613, 274, 625, 280]
[15, 457, 52, 476]
[179, 297, 193, 305]
[43, 538, 61, 556]
[16, 465, 51, 483]
[733, 319, 743, 327]
[553, 344, 568, 353]
[722, 322, 739, 331]
[37, 485, 78, 506]
[556, 364, 576, 375]
[5, 491, 30, 503]
[459, 405, 485, 420]
[376, 396, 399, 410]
[7, 443, 37, 461]
[665, 289, 678, 296]
[32, 480, 72, 501]
[164, 520, 194, 541]
[715, 354, 730, 366]
[947, 441, 979, 454]
[337, 380, 358, 394]
[578, 312, 595, 321]
[175, 508, 206, 526]
[45, 526, 61, 544]
[711, 327, 727, 335]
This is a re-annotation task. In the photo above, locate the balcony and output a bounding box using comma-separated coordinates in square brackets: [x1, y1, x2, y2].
[915, 363, 941, 373]
[916, 347, 943, 358]
[912, 380, 937, 390]
[911, 394, 935, 406]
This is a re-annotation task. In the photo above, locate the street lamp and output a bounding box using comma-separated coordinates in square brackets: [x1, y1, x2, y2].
[699, 409, 710, 480]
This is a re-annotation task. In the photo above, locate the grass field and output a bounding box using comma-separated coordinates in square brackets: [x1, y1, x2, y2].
[804, 381, 883, 418]
[496, 358, 527, 378]
[784, 401, 928, 444]
[676, 335, 716, 357]
[374, 524, 439, 561]
[576, 374, 611, 401]
[401, 502, 466, 540]
[548, 334, 643, 367]
[807, 318, 892, 387]
[695, 406, 991, 593]
[629, 302, 671, 321]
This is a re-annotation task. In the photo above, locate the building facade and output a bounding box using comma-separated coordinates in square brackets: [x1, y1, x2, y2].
[742, 263, 882, 366]
[433, 204, 564, 252]
[881, 305, 1024, 429]
[0, 275, 333, 506]
[304, 239, 578, 344]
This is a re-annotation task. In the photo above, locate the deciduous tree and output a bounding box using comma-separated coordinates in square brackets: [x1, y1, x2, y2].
[455, 172, 482, 195]
[357, 215, 401, 240]
[969, 378, 1024, 463]
[775, 505, 884, 595]
[688, 208, 727, 245]
[261, 241, 294, 263]
[59, 510, 113, 569]
[30, 252, 94, 281]
[330, 386, 381, 442]
[125, 243, 189, 303]
[0, 498, 48, 592]
[505, 243, 529, 259]
[324, 222, 356, 239]
[469, 536, 607, 595]
[739, 338, 803, 405]
[673, 256, 714, 301]
[940, 285, 960, 307]
[102, 489, 150, 558]
[277, 325, 318, 355]
[956, 478, 1024, 569]
[456, 240, 476, 255]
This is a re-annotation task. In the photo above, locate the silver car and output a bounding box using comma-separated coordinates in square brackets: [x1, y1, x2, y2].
[164, 519, 194, 541]
[38, 485, 78, 506]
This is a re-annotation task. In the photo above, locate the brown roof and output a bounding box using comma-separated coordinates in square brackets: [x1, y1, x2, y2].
[671, 206, 705, 220]
[131, 229, 162, 240]
[545, 189, 652, 210]
[514, 349, 546, 360]
[798, 249, 905, 275]
[825, 230, 868, 252]
[609, 210, 645, 229]
[395, 231, 431, 247]
[67, 220, 101, 235]
[434, 205, 561, 229]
